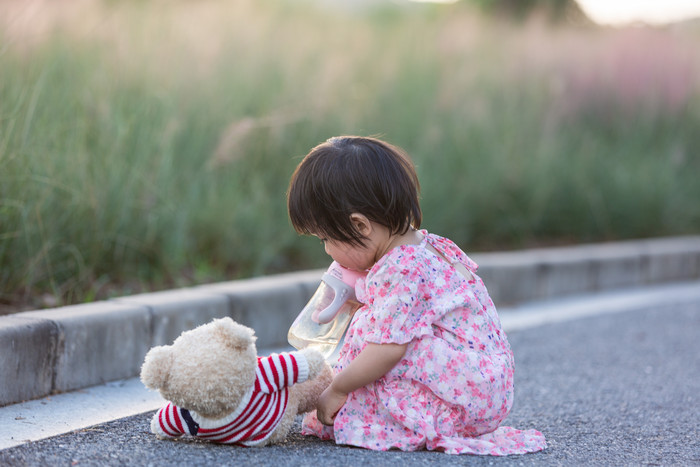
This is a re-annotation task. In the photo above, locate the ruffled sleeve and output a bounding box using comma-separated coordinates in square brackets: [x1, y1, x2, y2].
[427, 233, 478, 273]
[361, 254, 437, 345]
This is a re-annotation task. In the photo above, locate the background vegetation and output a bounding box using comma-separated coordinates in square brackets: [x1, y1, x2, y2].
[1, 0, 699, 312]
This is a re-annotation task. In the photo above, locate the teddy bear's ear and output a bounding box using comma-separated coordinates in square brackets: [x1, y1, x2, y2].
[140, 345, 173, 390]
[213, 317, 256, 350]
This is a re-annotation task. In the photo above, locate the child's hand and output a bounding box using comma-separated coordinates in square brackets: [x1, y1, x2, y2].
[316, 385, 347, 426]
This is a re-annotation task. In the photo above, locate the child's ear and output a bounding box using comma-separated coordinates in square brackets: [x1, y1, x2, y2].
[350, 213, 372, 237]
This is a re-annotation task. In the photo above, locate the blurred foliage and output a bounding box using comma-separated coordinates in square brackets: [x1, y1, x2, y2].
[469, 0, 588, 22]
[0, 0, 698, 312]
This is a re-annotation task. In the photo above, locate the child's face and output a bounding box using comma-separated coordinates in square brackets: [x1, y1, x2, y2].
[320, 237, 376, 272]
[315, 214, 394, 272]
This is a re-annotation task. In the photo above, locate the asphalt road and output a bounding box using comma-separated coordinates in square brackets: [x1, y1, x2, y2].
[1, 302, 698, 466]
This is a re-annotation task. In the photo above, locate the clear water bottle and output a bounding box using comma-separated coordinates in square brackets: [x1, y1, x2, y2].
[288, 261, 366, 360]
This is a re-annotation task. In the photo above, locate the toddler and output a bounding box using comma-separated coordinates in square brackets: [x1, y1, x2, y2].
[287, 136, 546, 455]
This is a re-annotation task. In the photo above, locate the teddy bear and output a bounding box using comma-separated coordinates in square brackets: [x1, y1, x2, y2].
[140, 316, 332, 446]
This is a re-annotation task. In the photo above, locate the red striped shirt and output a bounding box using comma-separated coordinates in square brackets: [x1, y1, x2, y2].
[152, 352, 308, 446]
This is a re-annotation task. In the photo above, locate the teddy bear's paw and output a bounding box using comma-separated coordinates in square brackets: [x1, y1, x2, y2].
[291, 362, 333, 414]
[318, 362, 333, 386]
[299, 347, 329, 380]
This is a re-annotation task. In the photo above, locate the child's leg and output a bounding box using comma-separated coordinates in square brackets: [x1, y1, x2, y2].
[301, 409, 336, 440]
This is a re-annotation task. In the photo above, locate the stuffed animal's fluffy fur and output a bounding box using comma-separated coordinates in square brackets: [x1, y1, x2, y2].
[140, 317, 332, 446]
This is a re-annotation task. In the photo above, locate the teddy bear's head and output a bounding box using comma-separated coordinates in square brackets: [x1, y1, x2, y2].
[140, 317, 258, 419]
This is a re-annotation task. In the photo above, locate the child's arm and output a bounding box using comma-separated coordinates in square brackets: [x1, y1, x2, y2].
[317, 342, 408, 425]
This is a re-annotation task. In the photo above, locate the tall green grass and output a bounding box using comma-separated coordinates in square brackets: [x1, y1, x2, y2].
[1, 1, 699, 311]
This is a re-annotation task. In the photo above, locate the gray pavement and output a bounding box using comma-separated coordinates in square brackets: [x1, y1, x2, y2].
[1, 301, 698, 466]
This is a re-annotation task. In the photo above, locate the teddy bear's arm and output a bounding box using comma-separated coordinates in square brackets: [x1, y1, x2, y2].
[255, 352, 311, 393]
[151, 403, 188, 439]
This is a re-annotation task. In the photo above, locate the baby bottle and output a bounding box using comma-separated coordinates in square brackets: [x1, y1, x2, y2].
[288, 261, 366, 360]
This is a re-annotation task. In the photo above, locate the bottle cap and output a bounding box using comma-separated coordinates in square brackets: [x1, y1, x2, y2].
[326, 261, 367, 287]
[312, 262, 367, 324]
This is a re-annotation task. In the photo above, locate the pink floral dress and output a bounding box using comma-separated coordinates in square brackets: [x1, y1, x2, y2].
[302, 231, 546, 455]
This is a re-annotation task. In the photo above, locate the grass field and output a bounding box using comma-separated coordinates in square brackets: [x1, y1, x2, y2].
[1, 0, 699, 312]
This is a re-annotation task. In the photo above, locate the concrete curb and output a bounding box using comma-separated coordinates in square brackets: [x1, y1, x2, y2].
[472, 235, 700, 304]
[2, 236, 699, 407]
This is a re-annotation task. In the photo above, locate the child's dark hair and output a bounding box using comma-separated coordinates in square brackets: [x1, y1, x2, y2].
[287, 136, 422, 246]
